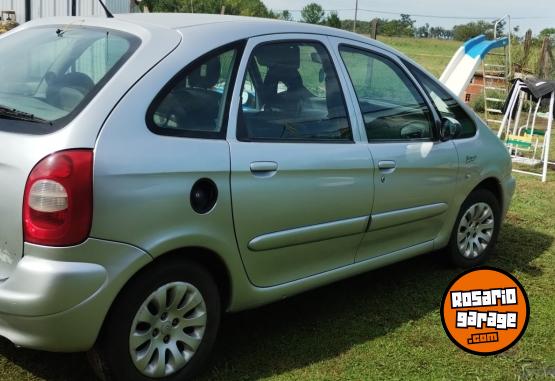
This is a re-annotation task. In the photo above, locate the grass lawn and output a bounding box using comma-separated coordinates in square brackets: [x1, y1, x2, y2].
[377, 36, 460, 77]
[0, 38, 553, 381]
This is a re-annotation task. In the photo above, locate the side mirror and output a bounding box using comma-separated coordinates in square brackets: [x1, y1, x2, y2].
[439, 117, 462, 141]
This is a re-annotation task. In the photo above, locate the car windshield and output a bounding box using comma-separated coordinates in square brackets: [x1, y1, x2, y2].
[0, 26, 139, 133]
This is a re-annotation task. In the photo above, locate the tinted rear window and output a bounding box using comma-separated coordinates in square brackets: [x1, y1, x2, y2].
[0, 26, 139, 134]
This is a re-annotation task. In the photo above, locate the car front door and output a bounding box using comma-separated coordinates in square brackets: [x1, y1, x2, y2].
[333, 40, 459, 262]
[227, 35, 374, 287]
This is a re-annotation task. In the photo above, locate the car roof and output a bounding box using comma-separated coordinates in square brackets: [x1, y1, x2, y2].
[18, 13, 413, 71]
[115, 13, 341, 32]
[114, 13, 395, 52]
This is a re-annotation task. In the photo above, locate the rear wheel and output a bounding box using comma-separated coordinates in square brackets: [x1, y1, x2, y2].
[89, 259, 221, 381]
[447, 189, 501, 268]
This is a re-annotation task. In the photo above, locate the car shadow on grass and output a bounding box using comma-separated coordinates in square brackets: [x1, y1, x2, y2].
[0, 223, 551, 381]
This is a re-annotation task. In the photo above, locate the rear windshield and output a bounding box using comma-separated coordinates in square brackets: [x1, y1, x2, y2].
[0, 26, 139, 134]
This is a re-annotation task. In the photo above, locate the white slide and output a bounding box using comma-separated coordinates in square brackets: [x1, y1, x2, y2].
[440, 35, 508, 98]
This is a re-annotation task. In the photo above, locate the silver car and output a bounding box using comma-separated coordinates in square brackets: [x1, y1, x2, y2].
[0, 13, 515, 380]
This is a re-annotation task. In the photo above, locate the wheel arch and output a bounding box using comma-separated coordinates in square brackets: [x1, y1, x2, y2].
[433, 176, 504, 251]
[472, 177, 503, 207]
[149, 246, 233, 312]
[100, 245, 233, 338]
[89, 245, 229, 379]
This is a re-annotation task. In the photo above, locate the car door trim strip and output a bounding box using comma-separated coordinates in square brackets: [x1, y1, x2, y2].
[248, 216, 369, 252]
[369, 203, 448, 232]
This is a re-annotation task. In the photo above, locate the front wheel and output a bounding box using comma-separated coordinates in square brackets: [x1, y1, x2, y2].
[89, 259, 221, 381]
[447, 189, 501, 268]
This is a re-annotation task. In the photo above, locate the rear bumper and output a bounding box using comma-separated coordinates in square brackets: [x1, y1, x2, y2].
[0, 238, 151, 352]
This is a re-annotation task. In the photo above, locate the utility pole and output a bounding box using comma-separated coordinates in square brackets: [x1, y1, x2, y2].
[25, 0, 31, 21]
[353, 0, 358, 33]
[71, 0, 77, 16]
[190, 0, 194, 13]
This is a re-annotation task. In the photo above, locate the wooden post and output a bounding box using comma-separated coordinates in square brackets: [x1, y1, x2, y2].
[523, 29, 532, 64]
[538, 37, 554, 79]
[370, 18, 379, 39]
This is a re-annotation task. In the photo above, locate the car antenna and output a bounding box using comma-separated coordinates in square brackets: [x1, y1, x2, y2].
[97, 0, 114, 18]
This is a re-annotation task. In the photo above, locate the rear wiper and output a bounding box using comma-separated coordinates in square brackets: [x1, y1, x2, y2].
[0, 105, 48, 124]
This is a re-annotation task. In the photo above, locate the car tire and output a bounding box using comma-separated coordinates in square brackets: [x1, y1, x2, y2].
[88, 258, 221, 381]
[447, 189, 501, 268]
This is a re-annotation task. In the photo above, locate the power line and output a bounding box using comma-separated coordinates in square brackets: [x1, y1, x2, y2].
[357, 8, 549, 20]
[276, 8, 550, 21]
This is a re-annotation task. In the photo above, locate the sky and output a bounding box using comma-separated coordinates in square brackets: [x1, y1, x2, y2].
[262, 0, 555, 35]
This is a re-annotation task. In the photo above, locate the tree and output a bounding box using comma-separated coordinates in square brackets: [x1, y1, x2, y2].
[453, 20, 493, 41]
[380, 14, 415, 37]
[416, 23, 430, 38]
[429, 26, 453, 39]
[325, 11, 341, 29]
[539, 28, 555, 40]
[495, 19, 506, 37]
[301, 3, 324, 24]
[140, 0, 184, 12]
[226, 0, 274, 17]
[279, 10, 293, 21]
[400, 14, 415, 31]
[139, 0, 275, 18]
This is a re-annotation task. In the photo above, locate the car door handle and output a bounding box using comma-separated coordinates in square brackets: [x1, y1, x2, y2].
[250, 161, 278, 174]
[378, 160, 396, 173]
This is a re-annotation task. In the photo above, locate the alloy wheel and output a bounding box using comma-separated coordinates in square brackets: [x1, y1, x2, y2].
[129, 282, 207, 378]
[456, 202, 495, 259]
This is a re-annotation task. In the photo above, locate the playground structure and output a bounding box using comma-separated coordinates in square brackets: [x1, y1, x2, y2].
[496, 78, 554, 182]
[440, 15, 554, 182]
[440, 33, 509, 99]
[440, 16, 512, 119]
[482, 15, 512, 128]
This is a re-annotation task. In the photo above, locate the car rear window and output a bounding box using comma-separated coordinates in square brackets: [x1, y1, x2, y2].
[0, 26, 139, 134]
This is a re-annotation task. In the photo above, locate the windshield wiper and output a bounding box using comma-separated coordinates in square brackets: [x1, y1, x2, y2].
[0, 105, 48, 124]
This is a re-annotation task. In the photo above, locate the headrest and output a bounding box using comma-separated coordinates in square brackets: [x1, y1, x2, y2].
[54, 72, 95, 93]
[255, 44, 300, 70]
[265, 68, 303, 90]
[188, 57, 221, 89]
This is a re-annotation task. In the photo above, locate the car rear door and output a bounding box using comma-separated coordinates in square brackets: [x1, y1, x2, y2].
[227, 34, 374, 287]
[331, 38, 459, 262]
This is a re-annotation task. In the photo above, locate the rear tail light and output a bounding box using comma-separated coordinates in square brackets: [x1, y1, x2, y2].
[23, 150, 93, 246]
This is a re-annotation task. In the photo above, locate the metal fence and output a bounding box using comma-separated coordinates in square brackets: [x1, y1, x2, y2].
[0, 0, 133, 24]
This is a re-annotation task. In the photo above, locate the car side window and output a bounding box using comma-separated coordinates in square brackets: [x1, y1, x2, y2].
[405, 61, 477, 139]
[339, 46, 434, 141]
[237, 41, 352, 142]
[148, 46, 240, 138]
